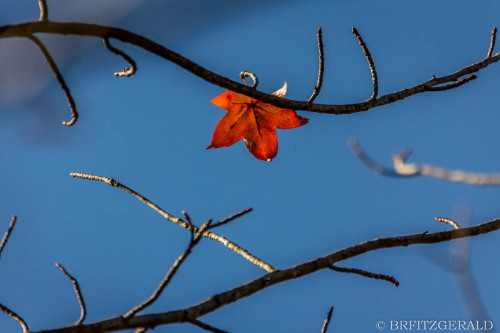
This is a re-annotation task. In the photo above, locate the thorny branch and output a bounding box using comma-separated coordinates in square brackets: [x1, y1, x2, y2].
[55, 263, 86, 325]
[32, 217, 500, 333]
[69, 172, 275, 273]
[27, 34, 78, 126]
[0, 22, 497, 126]
[348, 138, 500, 185]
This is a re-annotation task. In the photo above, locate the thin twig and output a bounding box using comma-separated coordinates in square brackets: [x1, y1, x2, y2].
[320, 306, 334, 333]
[427, 75, 477, 91]
[239, 71, 258, 88]
[349, 139, 500, 185]
[186, 319, 228, 333]
[208, 208, 253, 230]
[352, 27, 378, 101]
[27, 35, 78, 126]
[103, 37, 137, 77]
[2, 22, 499, 115]
[123, 220, 212, 319]
[70, 172, 275, 273]
[0, 216, 17, 258]
[32, 217, 500, 333]
[0, 303, 29, 333]
[435, 217, 460, 230]
[330, 265, 399, 287]
[55, 263, 86, 325]
[309, 27, 324, 103]
[487, 27, 497, 58]
[38, 0, 48, 21]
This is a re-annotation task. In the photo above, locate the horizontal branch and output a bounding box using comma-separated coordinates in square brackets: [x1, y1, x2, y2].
[34, 217, 500, 333]
[0, 21, 498, 116]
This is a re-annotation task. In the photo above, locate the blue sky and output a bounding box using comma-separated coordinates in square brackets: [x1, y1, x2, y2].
[0, 0, 499, 332]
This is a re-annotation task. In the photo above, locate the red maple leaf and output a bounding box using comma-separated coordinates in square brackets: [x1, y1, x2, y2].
[207, 83, 308, 162]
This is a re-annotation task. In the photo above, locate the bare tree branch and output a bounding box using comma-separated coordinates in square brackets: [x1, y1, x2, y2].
[0, 21, 497, 119]
[208, 208, 253, 230]
[0, 303, 29, 333]
[427, 74, 477, 91]
[435, 217, 460, 229]
[0, 216, 17, 258]
[308, 27, 324, 103]
[320, 306, 334, 333]
[103, 37, 137, 77]
[187, 319, 228, 333]
[55, 263, 86, 325]
[352, 27, 378, 101]
[487, 27, 497, 58]
[349, 139, 500, 185]
[123, 220, 212, 319]
[69, 172, 275, 273]
[27, 34, 78, 126]
[330, 265, 399, 287]
[33, 217, 500, 333]
[38, 0, 48, 21]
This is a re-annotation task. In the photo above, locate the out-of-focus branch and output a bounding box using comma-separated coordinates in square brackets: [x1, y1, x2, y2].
[27, 35, 78, 126]
[69, 172, 275, 273]
[0, 303, 29, 333]
[123, 220, 212, 319]
[103, 37, 137, 77]
[348, 139, 500, 185]
[330, 265, 399, 287]
[55, 263, 86, 325]
[0, 21, 497, 118]
[186, 319, 228, 333]
[0, 216, 17, 258]
[38, 0, 48, 21]
[352, 27, 378, 101]
[239, 71, 258, 89]
[435, 217, 460, 229]
[320, 306, 334, 333]
[308, 27, 324, 103]
[33, 217, 500, 333]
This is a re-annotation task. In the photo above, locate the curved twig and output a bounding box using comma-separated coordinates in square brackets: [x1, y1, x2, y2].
[239, 71, 258, 88]
[32, 217, 500, 333]
[320, 306, 334, 333]
[103, 37, 137, 77]
[352, 27, 378, 101]
[0, 303, 29, 333]
[330, 265, 399, 287]
[0, 22, 498, 116]
[435, 217, 460, 230]
[27, 34, 78, 126]
[349, 139, 500, 185]
[487, 27, 497, 58]
[308, 27, 324, 103]
[55, 263, 86, 325]
[69, 172, 275, 273]
[426, 74, 477, 91]
[0, 216, 17, 258]
[123, 220, 212, 319]
[38, 0, 48, 21]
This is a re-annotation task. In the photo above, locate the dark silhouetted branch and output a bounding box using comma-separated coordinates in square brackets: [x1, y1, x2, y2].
[69, 172, 275, 273]
[32, 217, 500, 333]
[27, 35, 78, 126]
[0, 22, 497, 117]
[320, 306, 334, 333]
[0, 303, 29, 333]
[349, 139, 500, 185]
[0, 216, 17, 258]
[103, 37, 137, 77]
[352, 27, 378, 101]
[123, 220, 212, 319]
[487, 27, 497, 58]
[330, 265, 399, 287]
[309, 27, 324, 103]
[187, 319, 228, 333]
[55, 263, 86, 325]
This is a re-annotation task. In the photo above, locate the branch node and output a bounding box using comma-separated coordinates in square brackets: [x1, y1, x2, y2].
[103, 37, 137, 77]
[239, 71, 258, 88]
[308, 27, 325, 103]
[351, 27, 378, 101]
